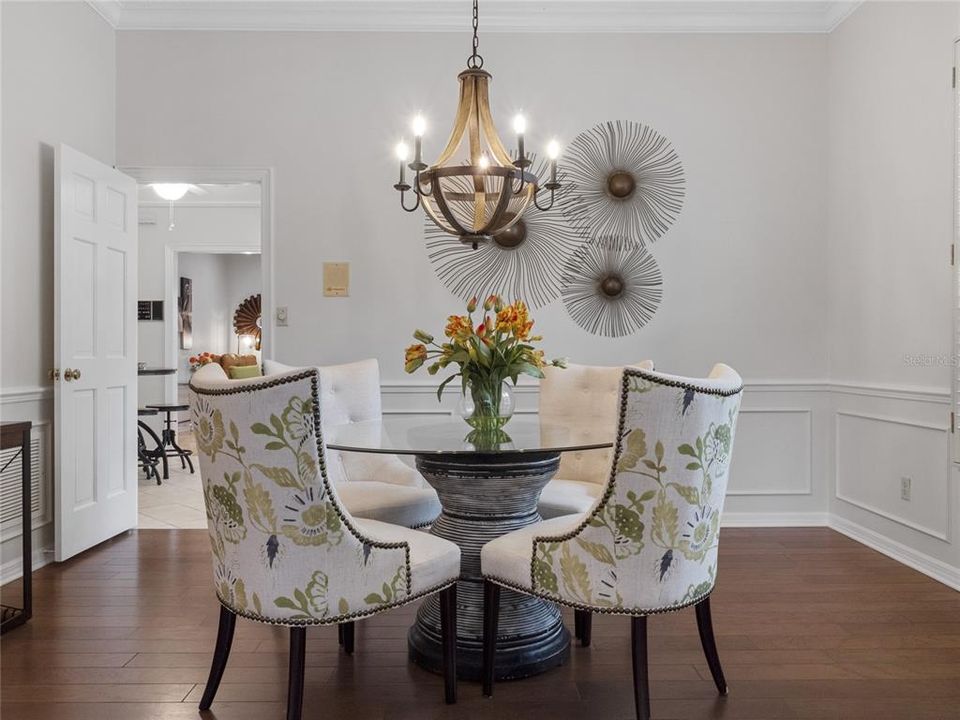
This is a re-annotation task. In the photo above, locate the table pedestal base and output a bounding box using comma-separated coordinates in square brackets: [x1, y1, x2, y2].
[409, 452, 569, 681]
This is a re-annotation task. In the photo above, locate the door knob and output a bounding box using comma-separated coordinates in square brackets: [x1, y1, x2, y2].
[64, 368, 81, 382]
[48, 368, 60, 381]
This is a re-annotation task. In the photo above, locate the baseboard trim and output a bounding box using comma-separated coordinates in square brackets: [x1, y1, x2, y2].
[829, 515, 960, 591]
[1, 547, 51, 586]
[722, 511, 829, 527]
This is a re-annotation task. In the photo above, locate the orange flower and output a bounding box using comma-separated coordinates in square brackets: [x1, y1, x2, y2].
[483, 294, 499, 311]
[466, 296, 478, 313]
[444, 315, 472, 340]
[404, 343, 428, 373]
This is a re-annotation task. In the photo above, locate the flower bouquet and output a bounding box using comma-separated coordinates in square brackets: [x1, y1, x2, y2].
[188, 352, 221, 372]
[404, 295, 566, 432]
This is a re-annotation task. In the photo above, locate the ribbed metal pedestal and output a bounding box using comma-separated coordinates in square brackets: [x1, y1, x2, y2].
[408, 451, 570, 681]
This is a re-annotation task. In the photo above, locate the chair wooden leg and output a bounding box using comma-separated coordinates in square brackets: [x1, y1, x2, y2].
[695, 597, 728, 696]
[198, 606, 236, 710]
[337, 623, 344, 646]
[574, 609, 582, 640]
[439, 584, 458, 704]
[287, 627, 306, 720]
[631, 616, 650, 720]
[576, 609, 592, 647]
[340, 621, 354, 655]
[482, 580, 500, 697]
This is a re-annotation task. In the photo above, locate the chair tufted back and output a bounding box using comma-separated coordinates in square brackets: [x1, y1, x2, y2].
[189, 364, 412, 625]
[539, 361, 654, 485]
[532, 364, 742, 614]
[262, 359, 423, 488]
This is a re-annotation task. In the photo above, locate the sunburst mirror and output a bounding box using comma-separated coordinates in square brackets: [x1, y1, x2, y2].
[233, 294, 262, 351]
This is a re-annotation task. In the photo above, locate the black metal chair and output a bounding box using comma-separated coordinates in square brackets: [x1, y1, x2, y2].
[145, 403, 194, 478]
[137, 407, 166, 484]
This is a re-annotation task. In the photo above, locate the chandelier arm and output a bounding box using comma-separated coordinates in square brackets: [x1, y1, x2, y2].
[399, 189, 421, 213]
[533, 187, 556, 212]
[414, 171, 433, 198]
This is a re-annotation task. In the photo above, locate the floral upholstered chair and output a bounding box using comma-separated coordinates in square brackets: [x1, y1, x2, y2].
[190, 365, 461, 719]
[482, 364, 742, 720]
[263, 359, 442, 529]
[537, 360, 654, 521]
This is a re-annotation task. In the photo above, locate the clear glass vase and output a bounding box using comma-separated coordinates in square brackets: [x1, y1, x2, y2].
[457, 380, 515, 432]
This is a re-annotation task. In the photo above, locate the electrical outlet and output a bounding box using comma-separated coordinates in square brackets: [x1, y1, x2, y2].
[276, 306, 288, 327]
[900, 476, 911, 501]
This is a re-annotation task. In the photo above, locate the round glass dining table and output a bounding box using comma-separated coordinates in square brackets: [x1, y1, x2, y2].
[327, 415, 615, 681]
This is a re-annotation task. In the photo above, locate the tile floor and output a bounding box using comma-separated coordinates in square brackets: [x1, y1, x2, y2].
[138, 430, 207, 529]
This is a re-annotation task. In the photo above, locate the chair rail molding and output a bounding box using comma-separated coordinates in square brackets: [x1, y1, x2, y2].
[87, 1, 861, 34]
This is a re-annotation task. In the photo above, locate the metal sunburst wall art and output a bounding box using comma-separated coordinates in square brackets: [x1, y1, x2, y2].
[233, 294, 262, 351]
[425, 154, 583, 309]
[560, 236, 663, 338]
[561, 120, 685, 247]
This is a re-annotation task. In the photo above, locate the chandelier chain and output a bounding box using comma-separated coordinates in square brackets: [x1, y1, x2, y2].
[467, 0, 483, 69]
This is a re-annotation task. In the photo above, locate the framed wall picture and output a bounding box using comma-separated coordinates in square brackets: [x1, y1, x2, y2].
[179, 276, 193, 350]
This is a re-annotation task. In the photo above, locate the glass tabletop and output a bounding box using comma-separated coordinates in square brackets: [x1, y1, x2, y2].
[326, 416, 615, 456]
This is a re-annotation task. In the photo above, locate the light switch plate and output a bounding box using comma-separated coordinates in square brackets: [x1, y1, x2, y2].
[276, 306, 288, 326]
[323, 262, 349, 297]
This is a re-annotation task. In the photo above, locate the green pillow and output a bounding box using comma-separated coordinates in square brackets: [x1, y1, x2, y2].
[228, 364, 262, 380]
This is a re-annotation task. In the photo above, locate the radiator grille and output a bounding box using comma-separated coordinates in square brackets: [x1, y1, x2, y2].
[0, 436, 42, 527]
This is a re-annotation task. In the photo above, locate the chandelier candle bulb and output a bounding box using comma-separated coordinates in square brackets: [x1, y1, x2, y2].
[513, 114, 527, 164]
[411, 115, 427, 170]
[395, 141, 410, 186]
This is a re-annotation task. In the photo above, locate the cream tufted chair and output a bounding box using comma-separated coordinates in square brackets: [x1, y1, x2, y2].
[190, 365, 460, 719]
[482, 365, 743, 720]
[263, 359, 441, 529]
[537, 360, 654, 520]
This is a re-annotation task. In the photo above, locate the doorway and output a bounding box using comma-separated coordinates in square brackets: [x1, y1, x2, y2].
[127, 171, 272, 528]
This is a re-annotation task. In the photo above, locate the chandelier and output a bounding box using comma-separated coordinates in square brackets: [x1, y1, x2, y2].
[392, 0, 561, 250]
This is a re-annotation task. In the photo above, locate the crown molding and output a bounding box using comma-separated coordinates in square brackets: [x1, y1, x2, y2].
[86, 1, 862, 34]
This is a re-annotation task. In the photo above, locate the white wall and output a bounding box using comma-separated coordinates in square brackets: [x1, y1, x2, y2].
[116, 30, 830, 384]
[826, 1, 960, 584]
[0, 1, 115, 577]
[137, 203, 260, 403]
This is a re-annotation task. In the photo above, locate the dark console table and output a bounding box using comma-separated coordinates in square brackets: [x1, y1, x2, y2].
[1, 421, 32, 634]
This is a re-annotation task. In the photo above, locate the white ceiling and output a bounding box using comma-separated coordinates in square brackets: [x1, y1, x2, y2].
[89, 1, 861, 34]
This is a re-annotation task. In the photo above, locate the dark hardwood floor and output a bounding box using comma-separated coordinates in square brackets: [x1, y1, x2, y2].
[2, 528, 960, 719]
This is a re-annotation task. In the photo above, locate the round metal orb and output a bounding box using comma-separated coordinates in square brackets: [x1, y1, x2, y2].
[606, 171, 636, 200]
[494, 214, 527, 248]
[600, 274, 625, 297]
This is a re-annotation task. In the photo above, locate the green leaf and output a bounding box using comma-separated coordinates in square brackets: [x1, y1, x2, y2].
[638, 490, 656, 502]
[575, 537, 616, 565]
[686, 462, 702, 471]
[436, 374, 458, 402]
[516, 362, 545, 379]
[532, 558, 558, 593]
[274, 596, 299, 610]
[616, 429, 647, 471]
[655, 441, 664, 464]
[642, 458, 659, 471]
[652, 496, 679, 545]
[265, 441, 286, 451]
[559, 544, 592, 602]
[270, 414, 285, 438]
[294, 589, 309, 609]
[252, 593, 262, 615]
[338, 598, 349, 615]
[251, 422, 275, 437]
[252, 464, 302, 489]
[669, 483, 700, 505]
[364, 593, 385, 605]
[678, 444, 697, 457]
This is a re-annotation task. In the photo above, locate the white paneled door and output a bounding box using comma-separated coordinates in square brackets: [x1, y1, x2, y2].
[54, 144, 138, 561]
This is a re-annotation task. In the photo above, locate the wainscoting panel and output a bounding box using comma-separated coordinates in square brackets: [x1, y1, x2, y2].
[835, 410, 950, 542]
[728, 408, 812, 496]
